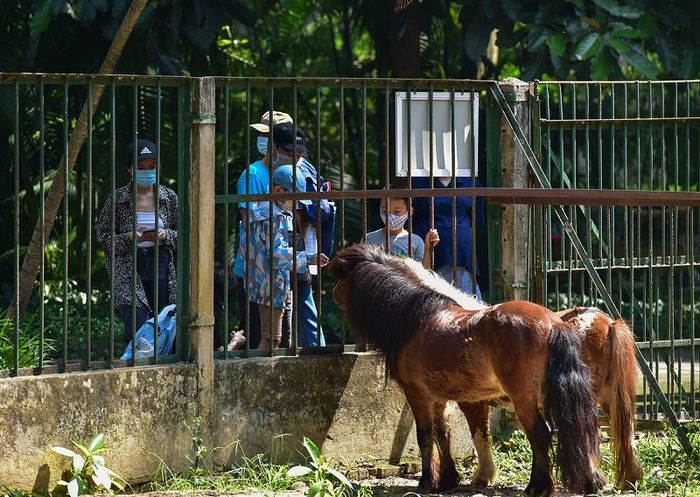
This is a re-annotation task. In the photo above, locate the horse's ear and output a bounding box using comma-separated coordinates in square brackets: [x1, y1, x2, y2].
[330, 243, 378, 280]
[328, 254, 350, 281]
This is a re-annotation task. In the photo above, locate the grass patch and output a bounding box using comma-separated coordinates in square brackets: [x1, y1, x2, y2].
[17, 423, 690, 497]
[149, 452, 296, 493]
[633, 424, 700, 495]
[488, 422, 700, 496]
[148, 434, 298, 494]
[147, 426, 700, 496]
[148, 435, 372, 497]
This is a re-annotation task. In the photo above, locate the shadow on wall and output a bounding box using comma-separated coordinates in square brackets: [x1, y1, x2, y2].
[214, 354, 360, 467]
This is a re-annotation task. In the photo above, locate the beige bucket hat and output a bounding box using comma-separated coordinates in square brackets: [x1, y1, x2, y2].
[250, 110, 293, 133]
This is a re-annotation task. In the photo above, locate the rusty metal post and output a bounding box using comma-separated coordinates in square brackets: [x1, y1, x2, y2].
[189, 77, 216, 462]
[498, 78, 532, 301]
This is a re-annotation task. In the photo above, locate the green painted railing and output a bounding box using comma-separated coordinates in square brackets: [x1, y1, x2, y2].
[530, 81, 700, 452]
[0, 74, 190, 375]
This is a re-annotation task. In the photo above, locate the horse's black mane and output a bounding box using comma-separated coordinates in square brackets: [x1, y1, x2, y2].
[330, 244, 457, 377]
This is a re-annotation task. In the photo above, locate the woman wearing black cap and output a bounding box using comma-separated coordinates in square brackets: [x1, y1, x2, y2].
[96, 139, 179, 345]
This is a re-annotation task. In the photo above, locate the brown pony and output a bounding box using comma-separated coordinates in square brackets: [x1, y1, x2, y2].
[462, 307, 643, 490]
[557, 307, 642, 488]
[329, 244, 601, 497]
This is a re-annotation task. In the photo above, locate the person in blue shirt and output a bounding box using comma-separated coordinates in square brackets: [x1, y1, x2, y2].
[411, 176, 486, 299]
[233, 111, 293, 348]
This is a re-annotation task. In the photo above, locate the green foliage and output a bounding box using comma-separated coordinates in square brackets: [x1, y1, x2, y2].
[40, 283, 120, 361]
[51, 434, 125, 497]
[287, 436, 367, 497]
[1, 487, 42, 497]
[151, 445, 296, 493]
[0, 309, 54, 370]
[490, 429, 532, 486]
[634, 423, 700, 495]
[491, 423, 700, 495]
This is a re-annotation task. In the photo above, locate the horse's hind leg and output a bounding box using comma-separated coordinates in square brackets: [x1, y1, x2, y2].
[510, 396, 555, 497]
[404, 392, 440, 491]
[458, 401, 497, 487]
[432, 401, 460, 491]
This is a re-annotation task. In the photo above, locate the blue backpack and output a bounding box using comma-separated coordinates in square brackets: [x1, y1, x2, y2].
[297, 158, 337, 256]
[121, 304, 177, 360]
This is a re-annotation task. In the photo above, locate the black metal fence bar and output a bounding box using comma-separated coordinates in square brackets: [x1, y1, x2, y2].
[13, 80, 20, 376]
[39, 80, 45, 373]
[64, 83, 70, 369]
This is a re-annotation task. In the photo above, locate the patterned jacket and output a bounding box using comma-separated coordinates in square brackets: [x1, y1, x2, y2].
[243, 202, 310, 308]
[95, 185, 178, 310]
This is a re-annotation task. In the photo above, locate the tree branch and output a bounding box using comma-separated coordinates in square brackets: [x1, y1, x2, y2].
[11, 0, 150, 319]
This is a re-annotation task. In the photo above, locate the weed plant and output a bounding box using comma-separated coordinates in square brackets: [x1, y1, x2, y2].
[51, 434, 125, 497]
[288, 437, 368, 497]
[150, 449, 295, 493]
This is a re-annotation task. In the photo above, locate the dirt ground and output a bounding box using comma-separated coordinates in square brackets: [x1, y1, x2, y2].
[123, 474, 669, 497]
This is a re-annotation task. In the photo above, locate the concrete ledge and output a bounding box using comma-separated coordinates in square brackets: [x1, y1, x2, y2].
[0, 353, 473, 490]
[0, 364, 199, 490]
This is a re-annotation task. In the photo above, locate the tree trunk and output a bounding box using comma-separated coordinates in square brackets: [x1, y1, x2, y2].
[11, 0, 150, 318]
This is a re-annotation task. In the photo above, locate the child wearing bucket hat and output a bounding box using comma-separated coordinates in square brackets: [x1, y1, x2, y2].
[241, 164, 328, 350]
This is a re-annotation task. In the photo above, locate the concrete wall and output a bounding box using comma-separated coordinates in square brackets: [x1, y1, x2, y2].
[0, 353, 473, 491]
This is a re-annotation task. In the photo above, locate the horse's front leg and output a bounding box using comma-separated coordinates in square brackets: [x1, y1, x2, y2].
[404, 392, 440, 491]
[432, 401, 460, 491]
[459, 401, 497, 487]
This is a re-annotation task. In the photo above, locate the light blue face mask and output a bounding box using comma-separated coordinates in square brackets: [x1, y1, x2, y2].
[135, 169, 157, 187]
[256, 136, 268, 155]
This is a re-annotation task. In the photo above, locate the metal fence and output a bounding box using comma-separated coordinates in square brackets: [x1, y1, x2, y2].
[0, 74, 191, 375]
[211, 78, 494, 357]
[532, 81, 700, 421]
[1, 74, 699, 444]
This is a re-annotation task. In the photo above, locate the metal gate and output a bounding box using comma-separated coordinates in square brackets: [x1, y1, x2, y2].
[491, 80, 699, 455]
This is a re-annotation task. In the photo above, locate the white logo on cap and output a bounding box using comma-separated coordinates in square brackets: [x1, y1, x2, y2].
[140, 146, 152, 155]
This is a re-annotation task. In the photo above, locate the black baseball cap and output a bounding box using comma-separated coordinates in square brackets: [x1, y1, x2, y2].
[125, 139, 158, 167]
[272, 123, 306, 154]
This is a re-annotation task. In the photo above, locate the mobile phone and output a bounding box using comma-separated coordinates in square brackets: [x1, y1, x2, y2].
[141, 227, 156, 234]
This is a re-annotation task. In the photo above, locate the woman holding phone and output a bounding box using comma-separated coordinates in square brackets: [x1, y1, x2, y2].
[96, 139, 179, 344]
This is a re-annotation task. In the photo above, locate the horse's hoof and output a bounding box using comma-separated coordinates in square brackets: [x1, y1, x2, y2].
[436, 466, 460, 492]
[418, 474, 436, 493]
[471, 476, 489, 487]
[583, 468, 606, 495]
[524, 482, 555, 497]
[593, 468, 608, 487]
[619, 465, 643, 490]
[471, 464, 497, 487]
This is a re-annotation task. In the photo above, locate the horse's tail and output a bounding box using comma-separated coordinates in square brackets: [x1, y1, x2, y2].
[544, 323, 600, 492]
[606, 319, 642, 488]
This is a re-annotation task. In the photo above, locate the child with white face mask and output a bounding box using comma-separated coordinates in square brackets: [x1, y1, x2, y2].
[364, 187, 440, 269]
